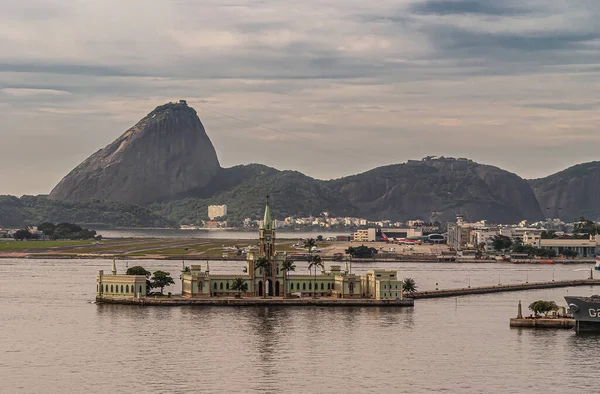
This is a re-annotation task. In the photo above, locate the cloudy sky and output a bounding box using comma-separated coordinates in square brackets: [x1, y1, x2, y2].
[1, 0, 599, 195]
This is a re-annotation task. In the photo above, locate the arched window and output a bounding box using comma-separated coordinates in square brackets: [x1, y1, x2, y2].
[320, 283, 324, 290]
[139, 285, 142, 294]
[214, 282, 217, 289]
[303, 283, 306, 290]
[120, 285, 124, 293]
[126, 285, 129, 293]
[110, 285, 113, 292]
[395, 285, 398, 289]
[226, 282, 230, 290]
[96, 284, 99, 292]
[105, 284, 108, 292]
[309, 283, 312, 290]
[220, 282, 223, 290]
[290, 283, 294, 290]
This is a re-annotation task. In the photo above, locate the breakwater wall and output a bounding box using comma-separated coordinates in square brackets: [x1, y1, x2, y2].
[410, 279, 600, 299]
[509, 317, 574, 329]
[96, 296, 414, 308]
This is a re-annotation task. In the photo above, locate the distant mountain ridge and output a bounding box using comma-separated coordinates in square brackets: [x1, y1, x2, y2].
[8, 101, 595, 226]
[529, 161, 600, 221]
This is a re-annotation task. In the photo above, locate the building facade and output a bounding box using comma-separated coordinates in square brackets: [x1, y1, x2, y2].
[96, 260, 147, 298]
[208, 204, 228, 220]
[537, 237, 599, 257]
[182, 200, 404, 300]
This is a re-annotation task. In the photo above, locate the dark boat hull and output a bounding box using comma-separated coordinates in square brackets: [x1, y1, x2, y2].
[564, 296, 600, 332]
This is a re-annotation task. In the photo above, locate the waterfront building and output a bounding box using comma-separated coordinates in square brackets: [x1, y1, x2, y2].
[96, 260, 147, 298]
[353, 228, 376, 242]
[537, 236, 599, 257]
[180, 199, 404, 300]
[208, 204, 227, 220]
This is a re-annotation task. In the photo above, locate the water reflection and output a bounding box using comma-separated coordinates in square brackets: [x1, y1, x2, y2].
[5, 258, 600, 393]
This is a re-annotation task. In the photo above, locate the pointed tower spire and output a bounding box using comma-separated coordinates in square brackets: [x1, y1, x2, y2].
[261, 195, 273, 230]
[111, 259, 117, 275]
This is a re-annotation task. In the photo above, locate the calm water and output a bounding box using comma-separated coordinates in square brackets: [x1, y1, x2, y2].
[98, 228, 349, 239]
[2, 259, 600, 393]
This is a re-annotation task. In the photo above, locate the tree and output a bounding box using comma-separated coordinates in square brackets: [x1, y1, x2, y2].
[231, 277, 248, 298]
[562, 249, 578, 258]
[126, 266, 151, 277]
[316, 235, 323, 242]
[254, 256, 271, 298]
[150, 270, 175, 295]
[37, 222, 56, 236]
[528, 300, 559, 317]
[308, 255, 324, 298]
[304, 238, 317, 254]
[574, 217, 600, 237]
[282, 259, 296, 297]
[402, 278, 418, 294]
[492, 235, 513, 252]
[345, 246, 356, 258]
[13, 229, 32, 241]
[351, 245, 377, 258]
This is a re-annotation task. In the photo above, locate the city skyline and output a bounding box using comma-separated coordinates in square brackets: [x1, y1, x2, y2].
[1, 0, 599, 195]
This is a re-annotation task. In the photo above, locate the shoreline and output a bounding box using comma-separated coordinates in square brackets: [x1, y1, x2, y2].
[96, 295, 415, 307]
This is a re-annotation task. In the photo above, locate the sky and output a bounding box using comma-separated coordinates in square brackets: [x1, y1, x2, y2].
[1, 0, 599, 196]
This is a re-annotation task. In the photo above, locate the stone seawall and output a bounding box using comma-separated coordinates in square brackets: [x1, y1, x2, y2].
[410, 279, 600, 299]
[96, 296, 415, 307]
[510, 317, 574, 329]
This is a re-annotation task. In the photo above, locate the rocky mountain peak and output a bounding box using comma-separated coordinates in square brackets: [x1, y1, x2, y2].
[49, 101, 220, 205]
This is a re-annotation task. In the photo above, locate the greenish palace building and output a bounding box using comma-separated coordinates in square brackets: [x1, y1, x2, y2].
[96, 260, 147, 299]
[181, 200, 404, 300]
[96, 200, 404, 301]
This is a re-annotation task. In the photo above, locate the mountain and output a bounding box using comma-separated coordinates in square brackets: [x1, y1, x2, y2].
[529, 161, 600, 221]
[330, 157, 544, 223]
[0, 195, 175, 228]
[149, 158, 544, 224]
[42, 101, 553, 225]
[49, 101, 220, 205]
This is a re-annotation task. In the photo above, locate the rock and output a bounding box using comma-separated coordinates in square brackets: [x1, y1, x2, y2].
[529, 161, 600, 220]
[49, 102, 220, 205]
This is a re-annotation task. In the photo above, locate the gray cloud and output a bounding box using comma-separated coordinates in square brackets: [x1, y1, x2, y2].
[0, 0, 599, 195]
[410, 0, 530, 16]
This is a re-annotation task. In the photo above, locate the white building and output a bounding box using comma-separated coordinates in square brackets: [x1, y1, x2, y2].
[208, 205, 228, 220]
[537, 236, 599, 257]
[353, 228, 377, 242]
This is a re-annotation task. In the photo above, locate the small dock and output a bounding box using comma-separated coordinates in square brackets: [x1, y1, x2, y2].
[410, 278, 600, 299]
[509, 300, 574, 329]
[96, 296, 415, 307]
[509, 317, 574, 329]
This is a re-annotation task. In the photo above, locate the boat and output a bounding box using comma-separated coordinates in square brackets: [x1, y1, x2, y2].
[594, 261, 600, 271]
[564, 295, 600, 332]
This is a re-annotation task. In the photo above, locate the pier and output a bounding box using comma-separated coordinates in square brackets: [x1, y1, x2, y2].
[410, 278, 600, 299]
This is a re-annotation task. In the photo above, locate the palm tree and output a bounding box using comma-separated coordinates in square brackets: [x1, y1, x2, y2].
[282, 259, 296, 297]
[304, 238, 317, 255]
[231, 277, 248, 298]
[254, 256, 271, 298]
[308, 255, 324, 298]
[402, 278, 418, 295]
